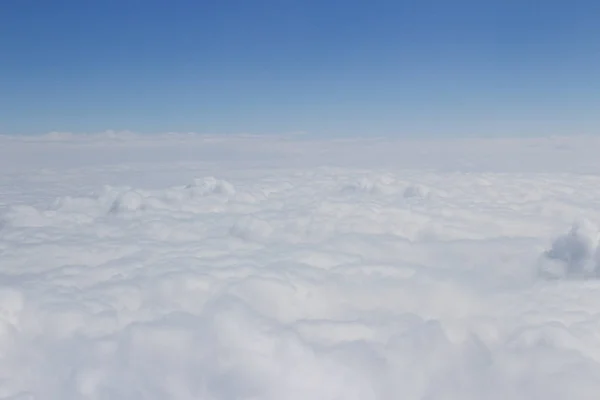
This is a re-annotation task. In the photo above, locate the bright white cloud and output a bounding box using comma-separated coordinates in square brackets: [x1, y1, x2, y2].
[1, 133, 600, 399]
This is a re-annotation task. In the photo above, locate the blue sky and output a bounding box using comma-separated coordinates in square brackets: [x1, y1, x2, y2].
[1, 0, 599, 136]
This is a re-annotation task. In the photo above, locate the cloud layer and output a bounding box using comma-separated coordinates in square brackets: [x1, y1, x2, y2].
[2, 134, 600, 399]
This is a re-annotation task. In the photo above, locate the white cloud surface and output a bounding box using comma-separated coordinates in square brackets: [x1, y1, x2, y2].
[2, 132, 600, 399]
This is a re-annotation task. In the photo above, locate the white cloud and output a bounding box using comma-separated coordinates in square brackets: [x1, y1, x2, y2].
[2, 133, 600, 398]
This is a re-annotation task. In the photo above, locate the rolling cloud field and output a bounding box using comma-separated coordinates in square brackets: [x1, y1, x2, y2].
[1, 132, 600, 399]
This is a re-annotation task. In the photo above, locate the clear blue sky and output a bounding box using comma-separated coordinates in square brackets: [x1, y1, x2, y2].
[1, 0, 599, 136]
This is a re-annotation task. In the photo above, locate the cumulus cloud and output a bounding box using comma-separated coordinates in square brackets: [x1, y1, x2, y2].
[539, 220, 600, 279]
[3, 134, 600, 399]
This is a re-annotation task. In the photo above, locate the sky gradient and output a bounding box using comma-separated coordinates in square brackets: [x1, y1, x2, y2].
[1, 0, 599, 137]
